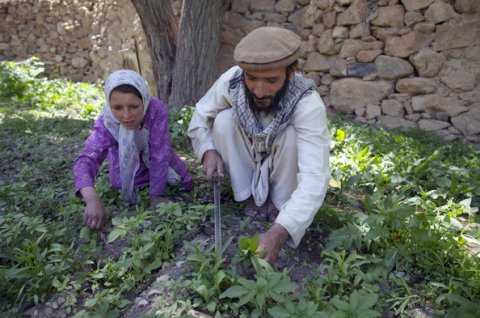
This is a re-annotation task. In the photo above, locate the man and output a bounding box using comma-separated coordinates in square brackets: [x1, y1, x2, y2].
[187, 26, 331, 265]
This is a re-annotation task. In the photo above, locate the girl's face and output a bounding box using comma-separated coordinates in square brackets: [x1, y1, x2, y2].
[109, 91, 144, 130]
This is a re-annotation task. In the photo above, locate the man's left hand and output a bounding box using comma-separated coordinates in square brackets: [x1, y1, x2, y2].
[257, 223, 290, 265]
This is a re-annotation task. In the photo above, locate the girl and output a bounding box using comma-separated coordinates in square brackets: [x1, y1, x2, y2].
[73, 69, 193, 230]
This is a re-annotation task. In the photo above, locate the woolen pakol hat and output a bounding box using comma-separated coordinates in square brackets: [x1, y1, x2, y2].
[234, 26, 301, 72]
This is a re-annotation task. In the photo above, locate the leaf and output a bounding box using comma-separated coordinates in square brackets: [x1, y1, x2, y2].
[194, 284, 210, 300]
[52, 277, 61, 289]
[331, 295, 350, 311]
[251, 308, 261, 318]
[269, 290, 287, 303]
[350, 290, 378, 310]
[336, 129, 346, 142]
[118, 298, 131, 309]
[214, 270, 227, 289]
[415, 148, 441, 175]
[219, 285, 249, 299]
[435, 177, 451, 188]
[383, 248, 398, 272]
[268, 307, 291, 318]
[358, 309, 381, 318]
[238, 292, 254, 307]
[325, 223, 366, 251]
[256, 291, 266, 309]
[272, 280, 297, 293]
[206, 301, 216, 312]
[365, 227, 388, 241]
[79, 226, 91, 239]
[111, 217, 122, 227]
[107, 228, 126, 243]
[84, 298, 97, 308]
[344, 174, 362, 190]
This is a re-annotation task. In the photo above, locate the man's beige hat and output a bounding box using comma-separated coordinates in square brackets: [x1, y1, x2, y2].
[234, 26, 301, 72]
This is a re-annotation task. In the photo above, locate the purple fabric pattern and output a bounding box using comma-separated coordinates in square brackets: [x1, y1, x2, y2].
[73, 98, 193, 198]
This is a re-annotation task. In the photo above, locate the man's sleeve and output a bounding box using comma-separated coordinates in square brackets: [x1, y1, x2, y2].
[275, 91, 331, 247]
[187, 66, 238, 161]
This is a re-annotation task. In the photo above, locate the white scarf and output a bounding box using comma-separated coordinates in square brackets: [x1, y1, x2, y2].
[228, 69, 315, 205]
[100, 69, 151, 203]
[229, 69, 315, 159]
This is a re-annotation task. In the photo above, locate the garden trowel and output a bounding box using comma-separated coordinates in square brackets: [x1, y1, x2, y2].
[213, 178, 222, 254]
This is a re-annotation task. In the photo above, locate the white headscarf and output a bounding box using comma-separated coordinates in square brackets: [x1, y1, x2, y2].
[100, 69, 151, 203]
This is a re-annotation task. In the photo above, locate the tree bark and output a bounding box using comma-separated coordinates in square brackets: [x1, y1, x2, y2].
[130, 0, 177, 102]
[168, 0, 226, 108]
[131, 0, 226, 108]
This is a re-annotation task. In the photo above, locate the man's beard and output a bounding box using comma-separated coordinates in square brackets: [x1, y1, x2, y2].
[246, 79, 290, 115]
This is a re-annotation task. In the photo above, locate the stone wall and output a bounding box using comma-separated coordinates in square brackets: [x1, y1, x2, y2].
[1, 0, 479, 143]
[0, 0, 154, 85]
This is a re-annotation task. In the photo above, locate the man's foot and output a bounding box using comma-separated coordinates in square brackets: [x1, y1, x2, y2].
[243, 197, 268, 220]
[267, 200, 279, 222]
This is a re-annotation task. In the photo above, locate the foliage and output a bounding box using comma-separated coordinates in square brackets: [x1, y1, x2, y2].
[0, 213, 77, 307]
[326, 116, 480, 315]
[168, 106, 194, 151]
[0, 57, 103, 118]
[155, 237, 320, 318]
[0, 59, 479, 317]
[0, 59, 211, 315]
[0, 57, 44, 101]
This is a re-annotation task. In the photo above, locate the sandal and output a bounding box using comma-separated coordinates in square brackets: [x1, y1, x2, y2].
[267, 199, 279, 222]
[243, 197, 268, 220]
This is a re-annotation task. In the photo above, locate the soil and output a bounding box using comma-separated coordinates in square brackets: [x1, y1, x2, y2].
[21, 187, 328, 318]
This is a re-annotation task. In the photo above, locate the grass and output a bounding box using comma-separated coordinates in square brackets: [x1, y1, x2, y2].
[0, 58, 479, 317]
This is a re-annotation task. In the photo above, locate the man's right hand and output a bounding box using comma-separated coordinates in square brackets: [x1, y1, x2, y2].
[80, 186, 105, 230]
[202, 149, 225, 182]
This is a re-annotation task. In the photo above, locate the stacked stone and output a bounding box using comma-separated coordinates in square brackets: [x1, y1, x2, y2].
[0, 0, 153, 84]
[0, 0, 95, 81]
[222, 0, 480, 143]
[87, 0, 154, 86]
[1, 0, 479, 143]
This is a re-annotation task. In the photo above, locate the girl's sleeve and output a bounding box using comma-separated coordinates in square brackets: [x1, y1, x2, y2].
[72, 119, 115, 197]
[147, 100, 170, 196]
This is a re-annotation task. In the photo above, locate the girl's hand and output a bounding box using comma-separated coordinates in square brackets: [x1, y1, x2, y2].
[80, 186, 105, 230]
[83, 200, 105, 230]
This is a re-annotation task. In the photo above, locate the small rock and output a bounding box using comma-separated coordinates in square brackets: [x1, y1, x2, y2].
[156, 274, 170, 282]
[147, 289, 162, 298]
[347, 63, 374, 77]
[161, 262, 172, 271]
[176, 260, 185, 267]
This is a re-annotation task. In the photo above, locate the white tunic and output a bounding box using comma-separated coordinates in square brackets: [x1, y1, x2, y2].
[187, 66, 331, 247]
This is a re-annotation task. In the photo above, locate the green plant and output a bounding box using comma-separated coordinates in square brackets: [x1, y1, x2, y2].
[0, 57, 44, 102]
[330, 290, 381, 318]
[168, 106, 195, 150]
[0, 213, 78, 310]
[231, 234, 266, 273]
[268, 300, 325, 318]
[0, 58, 103, 114]
[183, 240, 233, 314]
[220, 267, 297, 317]
[1, 60, 479, 316]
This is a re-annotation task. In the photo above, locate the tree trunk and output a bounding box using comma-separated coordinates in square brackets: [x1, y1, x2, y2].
[168, 0, 226, 108]
[130, 0, 177, 102]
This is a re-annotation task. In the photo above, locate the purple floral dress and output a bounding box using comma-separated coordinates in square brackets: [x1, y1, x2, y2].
[73, 98, 193, 198]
